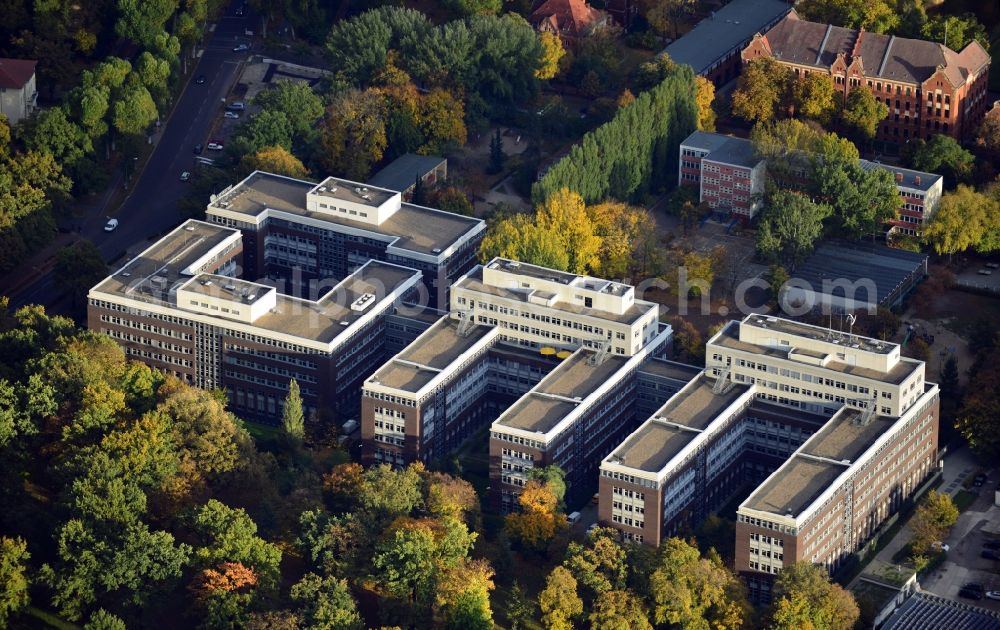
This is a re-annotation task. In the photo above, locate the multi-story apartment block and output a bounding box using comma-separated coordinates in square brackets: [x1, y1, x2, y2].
[678, 131, 766, 222]
[599, 314, 939, 602]
[452, 258, 662, 356]
[679, 131, 943, 231]
[88, 219, 423, 423]
[204, 171, 486, 307]
[743, 11, 992, 146]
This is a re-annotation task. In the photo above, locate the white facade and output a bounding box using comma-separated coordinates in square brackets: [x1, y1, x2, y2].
[0, 69, 36, 125]
[452, 258, 661, 356]
[706, 315, 926, 417]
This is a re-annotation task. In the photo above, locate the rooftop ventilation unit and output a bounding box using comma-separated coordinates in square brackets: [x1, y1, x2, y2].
[184, 225, 196, 232]
[318, 186, 327, 192]
[361, 194, 370, 200]
[224, 284, 236, 291]
[339, 321, 350, 327]
[330, 187, 337, 193]
[355, 187, 362, 193]
[350, 292, 376, 312]
[362, 187, 368, 192]
[246, 294, 257, 302]
[432, 248, 442, 254]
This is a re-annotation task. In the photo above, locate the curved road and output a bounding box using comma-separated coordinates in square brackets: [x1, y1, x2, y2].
[10, 3, 253, 310]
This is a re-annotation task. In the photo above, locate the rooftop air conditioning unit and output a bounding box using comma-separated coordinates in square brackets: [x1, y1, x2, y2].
[355, 187, 362, 193]
[339, 321, 350, 326]
[362, 187, 368, 192]
[184, 225, 196, 231]
[432, 248, 442, 254]
[330, 187, 337, 193]
[318, 187, 327, 192]
[350, 292, 376, 312]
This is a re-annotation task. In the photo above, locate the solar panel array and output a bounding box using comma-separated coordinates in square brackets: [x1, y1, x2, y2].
[882, 592, 1000, 630]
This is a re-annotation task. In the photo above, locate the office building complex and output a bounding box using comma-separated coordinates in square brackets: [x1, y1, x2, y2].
[744, 11, 991, 145]
[88, 219, 423, 423]
[599, 315, 939, 602]
[678, 131, 943, 232]
[362, 258, 682, 507]
[204, 171, 485, 307]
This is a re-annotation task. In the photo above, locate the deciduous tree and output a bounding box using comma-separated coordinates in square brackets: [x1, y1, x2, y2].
[241, 145, 309, 178]
[192, 499, 282, 589]
[478, 213, 569, 271]
[792, 72, 837, 124]
[539, 566, 582, 630]
[648, 536, 749, 628]
[536, 32, 565, 80]
[731, 57, 791, 124]
[796, 0, 898, 32]
[290, 573, 363, 630]
[589, 589, 652, 630]
[0, 537, 30, 627]
[756, 190, 831, 266]
[504, 480, 563, 551]
[770, 562, 859, 630]
[976, 106, 1000, 152]
[922, 185, 998, 256]
[905, 134, 973, 187]
[54, 240, 107, 313]
[536, 188, 602, 274]
[841, 86, 888, 142]
[694, 76, 716, 131]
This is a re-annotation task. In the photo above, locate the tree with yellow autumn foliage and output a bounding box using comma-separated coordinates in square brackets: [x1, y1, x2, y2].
[536, 31, 566, 80]
[694, 75, 716, 131]
[536, 188, 602, 274]
[504, 479, 564, 551]
[241, 145, 309, 179]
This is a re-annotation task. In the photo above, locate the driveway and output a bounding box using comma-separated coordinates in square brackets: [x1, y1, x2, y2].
[921, 489, 1000, 611]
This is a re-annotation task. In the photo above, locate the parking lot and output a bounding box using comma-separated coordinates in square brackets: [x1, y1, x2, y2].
[922, 480, 1000, 610]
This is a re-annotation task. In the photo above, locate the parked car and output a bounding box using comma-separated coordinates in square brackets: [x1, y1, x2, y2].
[986, 262, 1000, 269]
[180, 171, 191, 182]
[591, 492, 600, 505]
[104, 218, 119, 232]
[974, 473, 987, 486]
[195, 75, 206, 84]
[978, 269, 993, 275]
[983, 539, 1000, 550]
[233, 43, 249, 52]
[567, 511, 581, 524]
[206, 142, 224, 151]
[193, 143, 203, 154]
[981, 550, 1000, 560]
[224, 111, 240, 119]
[226, 102, 245, 111]
[960, 583, 985, 600]
[586, 522, 600, 533]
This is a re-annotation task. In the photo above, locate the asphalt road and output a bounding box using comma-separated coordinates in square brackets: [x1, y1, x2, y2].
[10, 2, 253, 311]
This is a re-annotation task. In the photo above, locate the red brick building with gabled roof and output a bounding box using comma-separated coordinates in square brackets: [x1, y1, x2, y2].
[742, 11, 991, 147]
[530, 0, 611, 44]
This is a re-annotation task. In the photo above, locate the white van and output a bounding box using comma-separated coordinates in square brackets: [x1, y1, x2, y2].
[567, 511, 581, 524]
